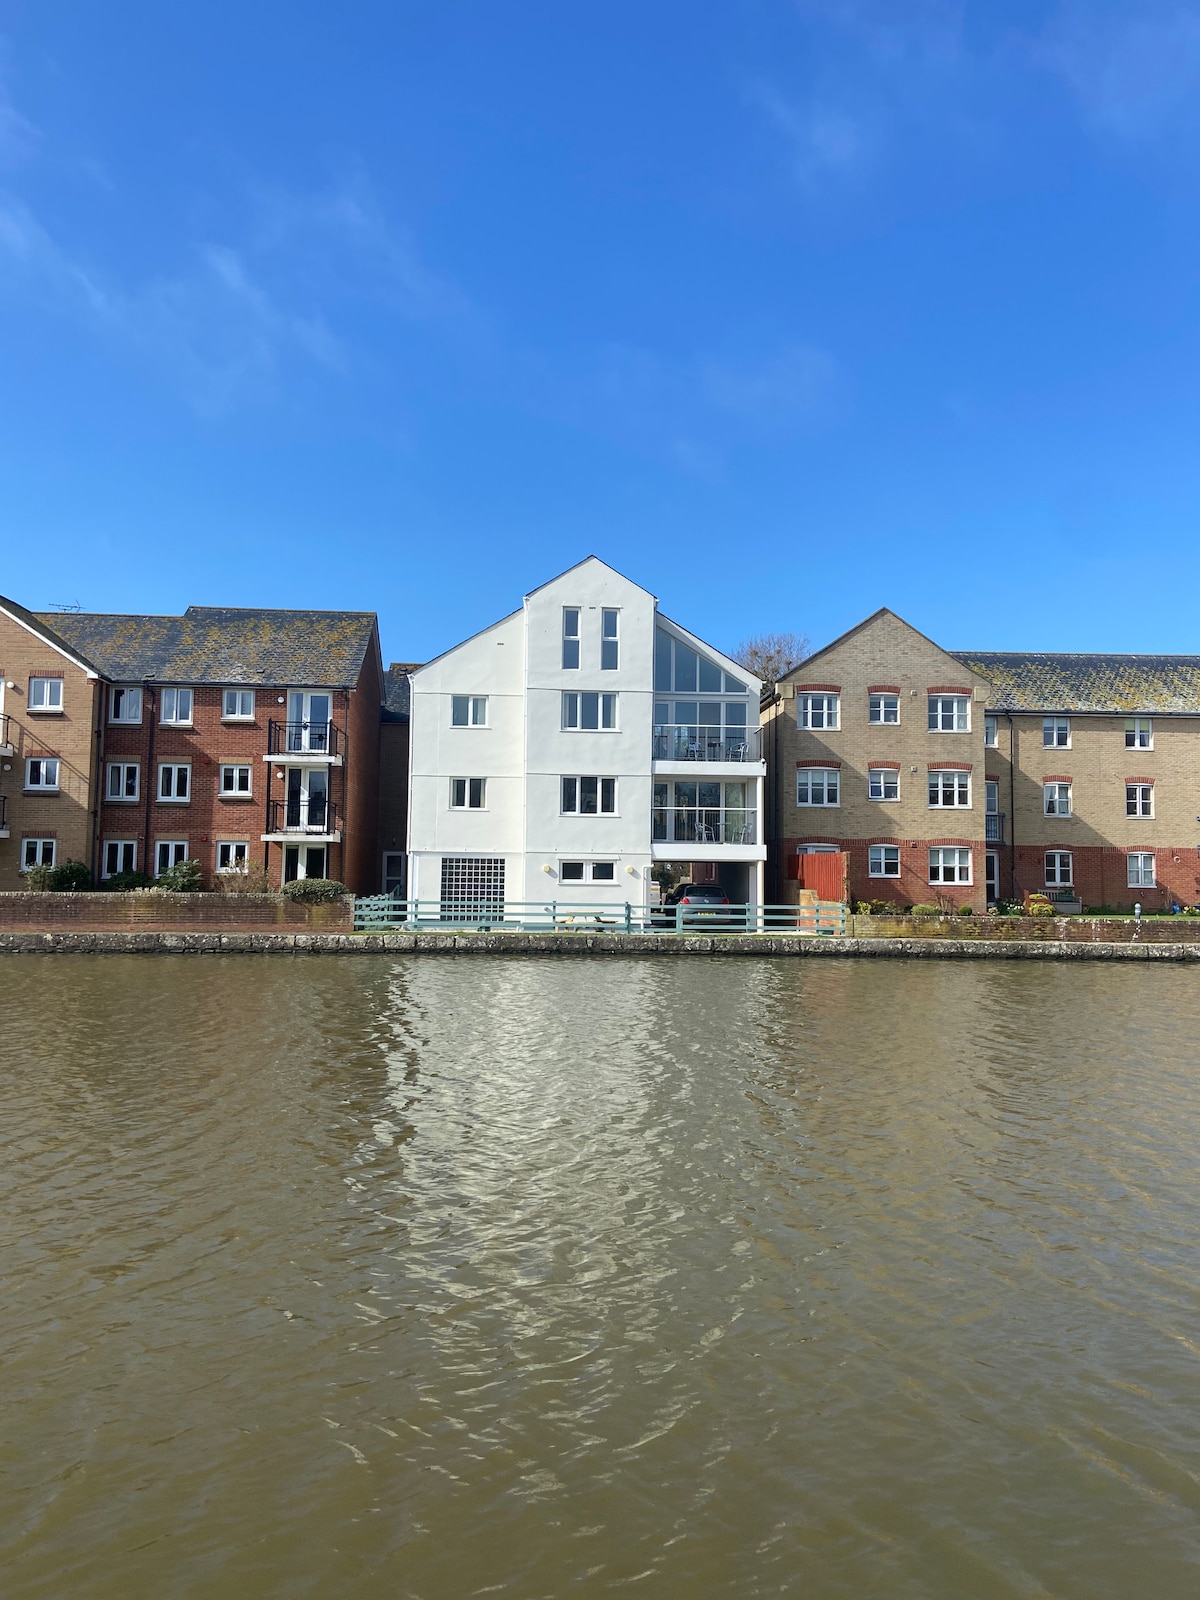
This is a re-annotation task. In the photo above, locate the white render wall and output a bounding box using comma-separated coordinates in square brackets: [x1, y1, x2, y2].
[407, 557, 765, 910]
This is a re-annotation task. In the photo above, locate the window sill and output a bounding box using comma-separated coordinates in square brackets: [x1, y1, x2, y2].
[160, 723, 194, 731]
[24, 788, 59, 796]
[109, 720, 143, 728]
[27, 707, 64, 716]
[221, 716, 256, 724]
[219, 793, 255, 802]
[106, 798, 140, 805]
[157, 799, 192, 806]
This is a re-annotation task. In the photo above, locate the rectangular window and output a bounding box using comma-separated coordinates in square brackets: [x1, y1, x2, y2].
[1043, 717, 1070, 748]
[868, 768, 899, 801]
[868, 845, 900, 878]
[109, 685, 142, 723]
[562, 692, 617, 730]
[450, 777, 486, 809]
[217, 841, 249, 872]
[1045, 852, 1073, 886]
[601, 609, 619, 671]
[1125, 718, 1153, 749]
[25, 757, 60, 791]
[1128, 853, 1156, 888]
[159, 688, 193, 725]
[159, 763, 191, 802]
[220, 764, 252, 795]
[223, 689, 255, 719]
[106, 762, 139, 801]
[796, 768, 839, 806]
[928, 695, 969, 732]
[590, 861, 615, 881]
[868, 693, 899, 725]
[103, 840, 137, 878]
[155, 840, 188, 875]
[798, 694, 839, 730]
[561, 776, 617, 814]
[1044, 783, 1072, 817]
[560, 861, 585, 881]
[985, 780, 999, 814]
[928, 770, 971, 807]
[21, 838, 56, 870]
[562, 608, 580, 670]
[451, 695, 488, 727]
[1126, 783, 1154, 818]
[985, 715, 998, 747]
[28, 677, 64, 712]
[929, 846, 972, 884]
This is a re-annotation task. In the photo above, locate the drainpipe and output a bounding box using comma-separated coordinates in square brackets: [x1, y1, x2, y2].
[1005, 711, 1017, 901]
[92, 680, 106, 882]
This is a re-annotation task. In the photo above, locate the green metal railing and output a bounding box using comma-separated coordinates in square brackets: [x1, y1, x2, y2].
[352, 897, 846, 937]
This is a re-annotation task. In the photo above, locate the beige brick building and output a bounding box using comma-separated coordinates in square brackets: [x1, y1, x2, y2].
[766, 610, 1200, 912]
[0, 598, 103, 890]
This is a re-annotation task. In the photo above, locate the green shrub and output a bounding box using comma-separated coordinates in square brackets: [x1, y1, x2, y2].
[24, 864, 55, 891]
[1026, 893, 1055, 918]
[104, 870, 155, 891]
[957, 904, 974, 915]
[51, 860, 93, 892]
[910, 903, 941, 918]
[280, 878, 346, 904]
[155, 859, 204, 893]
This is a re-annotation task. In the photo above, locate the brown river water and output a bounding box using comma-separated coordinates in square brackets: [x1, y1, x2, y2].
[4, 955, 1200, 1599]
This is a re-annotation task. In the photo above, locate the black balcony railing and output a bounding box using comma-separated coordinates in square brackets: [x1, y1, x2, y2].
[986, 812, 1006, 844]
[0, 794, 7, 832]
[267, 719, 339, 756]
[267, 798, 339, 835]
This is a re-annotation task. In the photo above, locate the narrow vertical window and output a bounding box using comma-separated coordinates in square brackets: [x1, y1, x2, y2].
[601, 609, 619, 670]
[562, 608, 580, 670]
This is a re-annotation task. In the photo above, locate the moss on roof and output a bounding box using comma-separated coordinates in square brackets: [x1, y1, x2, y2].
[39, 606, 378, 688]
[953, 651, 1200, 714]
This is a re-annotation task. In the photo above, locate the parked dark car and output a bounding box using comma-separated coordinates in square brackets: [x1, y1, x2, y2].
[656, 883, 733, 927]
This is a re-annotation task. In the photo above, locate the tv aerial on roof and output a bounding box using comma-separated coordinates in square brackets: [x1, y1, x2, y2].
[48, 600, 82, 612]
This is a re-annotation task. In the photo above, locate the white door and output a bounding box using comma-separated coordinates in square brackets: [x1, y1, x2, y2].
[287, 691, 332, 752]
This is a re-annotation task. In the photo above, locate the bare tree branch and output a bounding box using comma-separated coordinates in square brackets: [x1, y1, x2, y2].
[730, 630, 810, 690]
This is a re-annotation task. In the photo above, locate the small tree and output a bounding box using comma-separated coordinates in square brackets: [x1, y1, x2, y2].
[155, 859, 204, 893]
[730, 630, 810, 690]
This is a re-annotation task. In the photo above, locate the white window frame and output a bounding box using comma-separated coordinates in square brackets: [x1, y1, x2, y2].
[928, 769, 971, 808]
[102, 840, 137, 879]
[868, 767, 899, 801]
[155, 840, 189, 875]
[1045, 851, 1073, 887]
[1126, 783, 1154, 819]
[451, 695, 488, 727]
[1044, 782, 1072, 817]
[558, 860, 617, 883]
[798, 693, 839, 730]
[796, 768, 839, 807]
[25, 757, 60, 791]
[219, 764, 252, 796]
[868, 845, 900, 878]
[222, 689, 255, 720]
[1125, 718, 1153, 750]
[450, 777, 487, 810]
[1128, 853, 1156, 889]
[562, 692, 618, 730]
[984, 715, 998, 748]
[106, 761, 140, 802]
[1043, 716, 1070, 749]
[158, 763, 191, 803]
[928, 695, 969, 733]
[28, 677, 64, 713]
[562, 607, 580, 670]
[159, 687, 194, 726]
[929, 846, 972, 884]
[21, 838, 56, 871]
[868, 693, 899, 725]
[601, 609, 619, 671]
[985, 780, 999, 815]
[216, 841, 250, 873]
[108, 685, 142, 724]
[561, 776, 617, 815]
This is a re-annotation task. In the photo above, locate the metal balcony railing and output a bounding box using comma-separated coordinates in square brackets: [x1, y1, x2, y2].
[267, 720, 339, 756]
[652, 725, 761, 762]
[267, 798, 340, 835]
[0, 794, 7, 835]
[986, 812, 1006, 844]
[0, 713, 11, 753]
[652, 808, 758, 846]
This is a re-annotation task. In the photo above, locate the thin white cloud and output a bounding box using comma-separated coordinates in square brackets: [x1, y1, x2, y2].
[748, 82, 866, 179]
[1034, 3, 1200, 139]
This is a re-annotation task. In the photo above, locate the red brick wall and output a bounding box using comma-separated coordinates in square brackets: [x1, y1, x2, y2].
[0, 893, 353, 930]
[342, 639, 384, 894]
[1002, 844, 1200, 911]
[778, 835, 984, 911]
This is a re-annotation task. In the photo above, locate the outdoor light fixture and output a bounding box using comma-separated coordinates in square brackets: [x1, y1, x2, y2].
[626, 865, 637, 875]
[542, 864, 552, 873]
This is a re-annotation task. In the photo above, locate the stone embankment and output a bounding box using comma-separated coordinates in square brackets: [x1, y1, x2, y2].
[3, 929, 1200, 958]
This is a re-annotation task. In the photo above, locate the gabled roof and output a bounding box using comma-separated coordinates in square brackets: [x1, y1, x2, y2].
[523, 554, 658, 603]
[0, 594, 101, 675]
[952, 651, 1200, 714]
[779, 607, 976, 684]
[41, 606, 379, 688]
[655, 612, 762, 692]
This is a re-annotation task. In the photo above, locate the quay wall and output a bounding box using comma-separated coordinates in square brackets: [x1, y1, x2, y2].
[0, 893, 354, 932]
[849, 914, 1200, 943]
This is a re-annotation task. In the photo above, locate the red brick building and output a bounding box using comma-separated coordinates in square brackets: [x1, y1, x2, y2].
[43, 606, 385, 893]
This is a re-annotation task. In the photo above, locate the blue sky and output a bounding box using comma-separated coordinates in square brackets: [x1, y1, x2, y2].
[3, 1, 1200, 664]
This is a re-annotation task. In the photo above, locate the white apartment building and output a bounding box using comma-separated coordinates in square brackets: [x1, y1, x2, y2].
[407, 557, 766, 915]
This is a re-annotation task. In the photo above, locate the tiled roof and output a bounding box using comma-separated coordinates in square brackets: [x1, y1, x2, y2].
[0, 594, 102, 672]
[382, 664, 413, 721]
[953, 651, 1200, 714]
[39, 606, 379, 688]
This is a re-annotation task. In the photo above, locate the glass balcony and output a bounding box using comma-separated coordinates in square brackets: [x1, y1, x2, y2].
[652, 724, 761, 762]
[652, 808, 757, 846]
